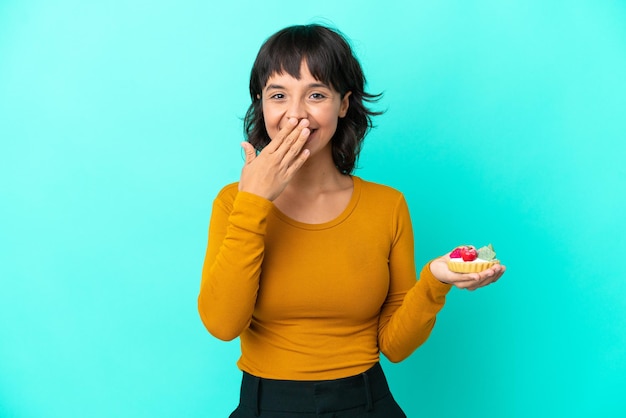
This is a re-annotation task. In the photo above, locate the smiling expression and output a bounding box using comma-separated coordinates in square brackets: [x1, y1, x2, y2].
[262, 61, 350, 158]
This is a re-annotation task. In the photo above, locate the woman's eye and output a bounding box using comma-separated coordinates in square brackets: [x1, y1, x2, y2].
[310, 93, 326, 100]
[270, 93, 285, 99]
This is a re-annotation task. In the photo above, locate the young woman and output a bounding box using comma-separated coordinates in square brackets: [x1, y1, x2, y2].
[198, 24, 505, 417]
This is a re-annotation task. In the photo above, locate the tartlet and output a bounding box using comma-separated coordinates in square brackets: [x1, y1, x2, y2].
[447, 244, 499, 273]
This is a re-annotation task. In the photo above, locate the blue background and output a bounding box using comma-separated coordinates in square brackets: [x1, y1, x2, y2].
[1, 1, 625, 417]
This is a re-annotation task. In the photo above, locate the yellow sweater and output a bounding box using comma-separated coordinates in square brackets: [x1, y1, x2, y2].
[198, 176, 451, 380]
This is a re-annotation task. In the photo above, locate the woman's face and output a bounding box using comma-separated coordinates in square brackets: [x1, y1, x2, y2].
[261, 61, 350, 158]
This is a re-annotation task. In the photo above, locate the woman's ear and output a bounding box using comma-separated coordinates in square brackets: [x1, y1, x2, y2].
[339, 91, 351, 118]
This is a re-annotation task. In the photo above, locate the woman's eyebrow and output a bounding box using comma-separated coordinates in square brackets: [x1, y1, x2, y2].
[264, 82, 331, 91]
[307, 82, 331, 89]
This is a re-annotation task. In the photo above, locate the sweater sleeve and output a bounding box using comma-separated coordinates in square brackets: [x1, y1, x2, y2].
[377, 195, 452, 362]
[198, 186, 273, 341]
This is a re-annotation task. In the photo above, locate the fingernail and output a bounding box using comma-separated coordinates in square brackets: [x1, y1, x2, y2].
[288, 118, 298, 125]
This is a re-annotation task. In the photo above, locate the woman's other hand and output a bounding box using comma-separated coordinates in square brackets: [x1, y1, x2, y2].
[430, 254, 506, 291]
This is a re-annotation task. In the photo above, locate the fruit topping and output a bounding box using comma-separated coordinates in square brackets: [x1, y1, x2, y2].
[450, 248, 462, 258]
[450, 244, 497, 262]
[477, 244, 497, 261]
[460, 246, 478, 261]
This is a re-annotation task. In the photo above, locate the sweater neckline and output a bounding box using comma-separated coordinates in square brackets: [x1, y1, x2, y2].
[271, 176, 362, 230]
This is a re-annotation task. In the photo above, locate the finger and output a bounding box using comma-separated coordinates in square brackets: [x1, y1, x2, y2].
[491, 268, 505, 283]
[480, 265, 505, 282]
[240, 142, 257, 165]
[468, 277, 495, 290]
[282, 126, 311, 163]
[274, 119, 310, 156]
[478, 264, 504, 279]
[454, 279, 483, 290]
[463, 272, 482, 282]
[284, 147, 311, 178]
[469, 269, 503, 290]
[477, 270, 495, 282]
[264, 118, 299, 153]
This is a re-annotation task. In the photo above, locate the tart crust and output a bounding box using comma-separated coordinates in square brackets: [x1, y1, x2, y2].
[448, 259, 499, 273]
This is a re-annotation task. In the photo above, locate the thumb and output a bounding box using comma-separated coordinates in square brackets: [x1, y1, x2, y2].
[241, 142, 257, 165]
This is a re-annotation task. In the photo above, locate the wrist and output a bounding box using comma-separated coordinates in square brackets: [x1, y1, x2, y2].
[429, 257, 450, 284]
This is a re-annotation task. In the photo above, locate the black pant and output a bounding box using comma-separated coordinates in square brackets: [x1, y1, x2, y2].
[229, 363, 406, 417]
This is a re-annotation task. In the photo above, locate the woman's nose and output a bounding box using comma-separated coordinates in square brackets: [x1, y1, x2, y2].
[286, 99, 307, 120]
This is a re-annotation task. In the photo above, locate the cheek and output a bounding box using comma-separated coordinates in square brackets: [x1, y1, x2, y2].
[316, 110, 340, 130]
[315, 102, 343, 125]
[261, 108, 280, 138]
[262, 105, 283, 124]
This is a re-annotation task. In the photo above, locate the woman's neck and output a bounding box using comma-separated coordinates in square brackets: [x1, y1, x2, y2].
[273, 151, 354, 224]
[285, 151, 349, 195]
